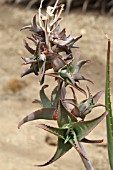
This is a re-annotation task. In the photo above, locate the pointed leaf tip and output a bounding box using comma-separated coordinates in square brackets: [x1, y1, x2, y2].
[18, 108, 55, 129]
[36, 138, 72, 166]
[73, 111, 108, 141]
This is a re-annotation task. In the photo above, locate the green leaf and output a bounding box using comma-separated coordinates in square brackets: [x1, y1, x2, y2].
[72, 112, 107, 141]
[38, 138, 72, 166]
[51, 85, 60, 107]
[18, 108, 55, 129]
[40, 85, 51, 108]
[57, 100, 77, 127]
[105, 38, 113, 169]
[37, 124, 66, 140]
[67, 52, 80, 73]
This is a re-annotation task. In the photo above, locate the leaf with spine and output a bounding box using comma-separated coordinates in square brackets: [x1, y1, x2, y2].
[57, 100, 77, 127]
[69, 137, 88, 160]
[37, 111, 107, 165]
[70, 87, 105, 119]
[38, 124, 88, 161]
[21, 62, 39, 77]
[73, 60, 90, 74]
[45, 72, 87, 97]
[20, 15, 41, 33]
[21, 67, 34, 78]
[72, 111, 108, 141]
[18, 108, 55, 129]
[24, 40, 35, 54]
[37, 137, 72, 166]
[105, 37, 113, 169]
[53, 35, 82, 47]
[72, 74, 93, 84]
[37, 124, 66, 140]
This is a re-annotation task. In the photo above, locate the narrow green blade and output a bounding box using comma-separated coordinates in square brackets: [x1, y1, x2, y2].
[105, 38, 113, 169]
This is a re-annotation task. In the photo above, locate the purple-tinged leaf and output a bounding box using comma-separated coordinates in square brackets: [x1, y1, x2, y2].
[70, 86, 77, 101]
[86, 86, 92, 99]
[27, 35, 38, 45]
[92, 104, 105, 108]
[24, 40, 35, 54]
[58, 28, 66, 40]
[21, 67, 34, 78]
[70, 139, 88, 160]
[74, 83, 87, 97]
[20, 25, 31, 31]
[72, 74, 94, 84]
[67, 35, 82, 47]
[18, 108, 55, 129]
[52, 56, 66, 72]
[81, 138, 103, 143]
[74, 60, 90, 74]
[93, 91, 103, 104]
[60, 81, 66, 100]
[20, 15, 41, 33]
[21, 56, 36, 62]
[45, 72, 63, 80]
[71, 105, 80, 117]
[64, 99, 77, 107]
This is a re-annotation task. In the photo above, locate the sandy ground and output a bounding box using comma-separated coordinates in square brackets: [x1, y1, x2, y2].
[0, 4, 113, 170]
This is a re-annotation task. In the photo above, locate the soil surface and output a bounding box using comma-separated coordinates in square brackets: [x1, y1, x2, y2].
[0, 4, 113, 170]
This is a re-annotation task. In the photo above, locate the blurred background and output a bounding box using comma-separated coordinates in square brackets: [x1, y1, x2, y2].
[0, 0, 113, 170]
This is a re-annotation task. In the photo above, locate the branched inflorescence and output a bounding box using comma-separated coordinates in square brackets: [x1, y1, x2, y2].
[18, 0, 107, 168]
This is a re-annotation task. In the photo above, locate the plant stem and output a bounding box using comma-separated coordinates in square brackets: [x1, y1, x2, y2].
[79, 143, 94, 170]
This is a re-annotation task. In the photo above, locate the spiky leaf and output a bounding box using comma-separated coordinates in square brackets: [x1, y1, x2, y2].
[40, 85, 51, 108]
[72, 112, 108, 141]
[18, 108, 55, 129]
[38, 138, 72, 166]
[57, 100, 77, 127]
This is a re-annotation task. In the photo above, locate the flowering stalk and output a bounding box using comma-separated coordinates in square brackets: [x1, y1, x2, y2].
[18, 0, 107, 169]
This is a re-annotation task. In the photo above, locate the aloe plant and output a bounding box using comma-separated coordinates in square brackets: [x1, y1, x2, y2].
[18, 0, 108, 169]
[105, 37, 113, 169]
